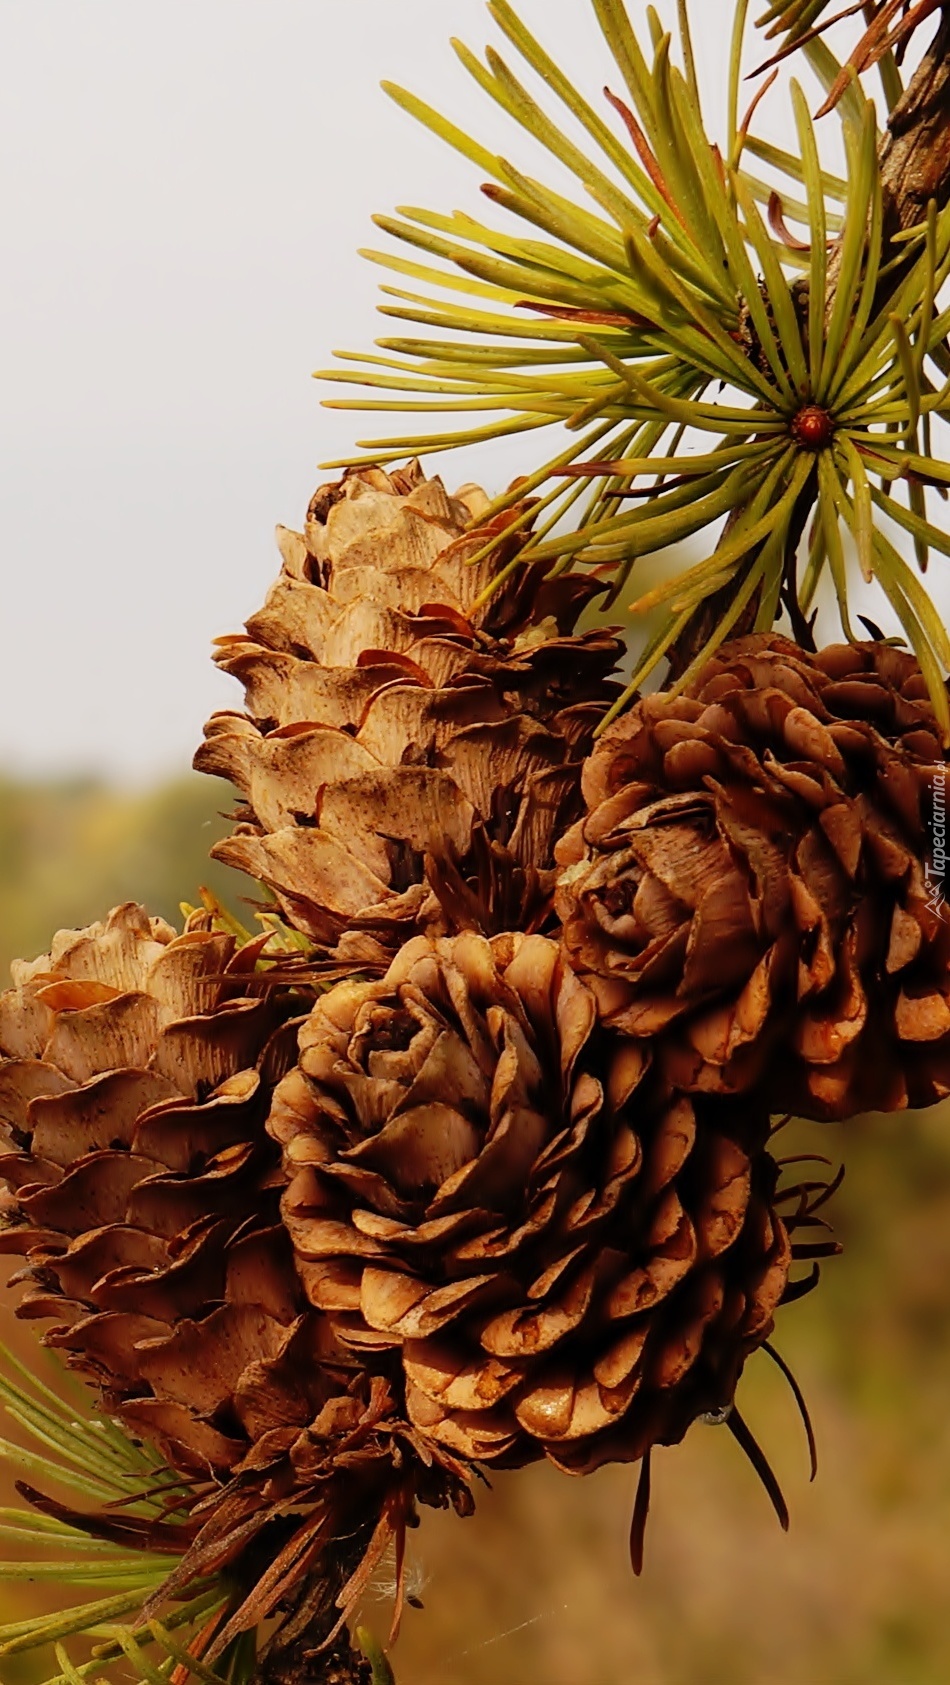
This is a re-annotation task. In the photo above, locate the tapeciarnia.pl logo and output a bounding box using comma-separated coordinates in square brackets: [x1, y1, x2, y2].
[926, 766, 947, 915]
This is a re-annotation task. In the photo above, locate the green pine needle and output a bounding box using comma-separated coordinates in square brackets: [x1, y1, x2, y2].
[0, 1343, 234, 1685]
[356, 1627, 397, 1685]
[317, 0, 950, 730]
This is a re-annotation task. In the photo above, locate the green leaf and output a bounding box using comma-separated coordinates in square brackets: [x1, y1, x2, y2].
[738, 169, 843, 235]
[0, 1434, 132, 1505]
[53, 1643, 90, 1685]
[321, 412, 551, 467]
[835, 201, 950, 410]
[557, 438, 777, 479]
[371, 210, 612, 309]
[536, 464, 752, 566]
[37, 1591, 224, 1685]
[622, 222, 779, 397]
[873, 484, 950, 565]
[374, 299, 584, 342]
[791, 82, 826, 394]
[649, 45, 724, 261]
[733, 173, 808, 395]
[363, 246, 525, 305]
[836, 435, 875, 581]
[741, 133, 847, 200]
[635, 449, 808, 605]
[727, 0, 751, 159]
[870, 527, 950, 671]
[816, 455, 858, 640]
[487, 0, 672, 214]
[147, 1618, 234, 1685]
[452, 38, 643, 232]
[590, 0, 657, 134]
[908, 199, 941, 392]
[889, 314, 922, 437]
[0, 1559, 171, 1585]
[0, 1589, 163, 1652]
[676, 111, 791, 397]
[677, 0, 702, 108]
[907, 471, 931, 573]
[375, 336, 590, 367]
[105, 1627, 175, 1685]
[756, 0, 827, 43]
[797, 500, 826, 614]
[597, 605, 697, 731]
[381, 82, 501, 176]
[827, 147, 884, 407]
[886, 451, 950, 486]
[816, 104, 877, 401]
[478, 175, 641, 286]
[356, 1628, 397, 1685]
[678, 544, 772, 679]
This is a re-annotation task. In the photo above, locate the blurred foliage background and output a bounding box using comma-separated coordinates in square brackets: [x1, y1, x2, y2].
[2, 775, 950, 1684]
[0, 774, 246, 977]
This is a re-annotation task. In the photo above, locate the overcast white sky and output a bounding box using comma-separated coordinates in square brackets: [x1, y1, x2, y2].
[0, 1, 885, 781]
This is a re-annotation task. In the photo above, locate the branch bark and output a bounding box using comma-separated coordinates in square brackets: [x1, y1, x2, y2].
[881, 13, 950, 232]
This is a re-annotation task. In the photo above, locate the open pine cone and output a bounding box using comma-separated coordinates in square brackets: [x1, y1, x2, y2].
[195, 461, 621, 971]
[0, 901, 305, 1475]
[0, 903, 471, 1648]
[556, 635, 950, 1120]
[269, 930, 814, 1482]
[146, 1322, 473, 1663]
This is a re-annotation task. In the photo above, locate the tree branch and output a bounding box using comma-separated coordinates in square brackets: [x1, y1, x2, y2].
[666, 13, 950, 678]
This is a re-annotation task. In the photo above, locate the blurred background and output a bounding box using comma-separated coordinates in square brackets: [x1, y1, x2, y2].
[4, 0, 950, 1681]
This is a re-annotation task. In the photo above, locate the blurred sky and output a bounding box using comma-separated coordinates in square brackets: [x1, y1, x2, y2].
[0, 0, 886, 781]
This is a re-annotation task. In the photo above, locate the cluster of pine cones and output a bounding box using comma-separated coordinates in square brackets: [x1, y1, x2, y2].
[1, 462, 948, 1659]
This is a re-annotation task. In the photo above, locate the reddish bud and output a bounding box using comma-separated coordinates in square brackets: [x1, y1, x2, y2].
[791, 405, 835, 451]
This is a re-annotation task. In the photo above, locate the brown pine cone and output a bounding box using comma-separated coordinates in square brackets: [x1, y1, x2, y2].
[269, 930, 813, 1479]
[0, 903, 471, 1648]
[194, 461, 621, 971]
[148, 1327, 472, 1665]
[555, 635, 950, 1120]
[0, 901, 307, 1475]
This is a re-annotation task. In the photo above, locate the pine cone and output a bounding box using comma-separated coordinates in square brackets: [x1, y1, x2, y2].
[0, 901, 307, 1477]
[0, 903, 471, 1646]
[269, 930, 808, 1478]
[149, 1338, 472, 1664]
[556, 636, 950, 1120]
[195, 462, 621, 970]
